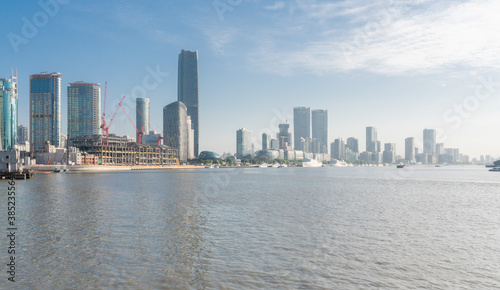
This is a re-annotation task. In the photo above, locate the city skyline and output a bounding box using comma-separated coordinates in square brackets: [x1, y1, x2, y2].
[3, 1, 500, 158]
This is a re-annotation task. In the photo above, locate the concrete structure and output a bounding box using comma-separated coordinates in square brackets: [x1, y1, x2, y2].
[293, 107, 310, 151]
[0, 76, 18, 151]
[68, 82, 101, 146]
[262, 133, 270, 150]
[30, 72, 62, 151]
[270, 138, 279, 150]
[164, 101, 187, 162]
[366, 127, 377, 153]
[186, 116, 195, 159]
[178, 50, 199, 157]
[277, 124, 292, 150]
[312, 109, 328, 154]
[236, 128, 252, 159]
[0, 151, 22, 172]
[136, 98, 150, 143]
[142, 131, 162, 146]
[405, 137, 416, 163]
[17, 125, 28, 144]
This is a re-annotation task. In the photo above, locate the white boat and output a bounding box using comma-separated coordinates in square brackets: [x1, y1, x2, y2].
[331, 159, 348, 167]
[272, 163, 280, 168]
[259, 163, 268, 168]
[205, 164, 214, 169]
[301, 158, 323, 167]
[279, 164, 287, 168]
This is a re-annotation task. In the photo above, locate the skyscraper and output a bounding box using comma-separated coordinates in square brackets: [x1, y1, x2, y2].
[405, 137, 415, 163]
[293, 107, 310, 151]
[30, 72, 62, 151]
[383, 143, 396, 164]
[312, 109, 328, 153]
[136, 98, 150, 143]
[187, 116, 195, 159]
[366, 126, 377, 153]
[164, 101, 187, 162]
[236, 128, 252, 159]
[331, 138, 345, 160]
[0, 76, 18, 151]
[346, 137, 359, 153]
[178, 50, 199, 157]
[67, 82, 101, 146]
[262, 133, 270, 150]
[423, 129, 436, 156]
[17, 125, 28, 144]
[277, 124, 292, 150]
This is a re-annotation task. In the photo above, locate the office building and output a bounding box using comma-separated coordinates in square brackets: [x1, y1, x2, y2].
[262, 133, 270, 150]
[67, 82, 101, 146]
[436, 143, 444, 158]
[0, 76, 18, 151]
[293, 107, 310, 151]
[366, 126, 377, 153]
[30, 72, 62, 151]
[277, 124, 292, 150]
[423, 129, 436, 156]
[236, 128, 252, 159]
[346, 137, 359, 153]
[331, 138, 345, 160]
[136, 98, 150, 143]
[312, 109, 328, 153]
[178, 50, 199, 157]
[383, 143, 396, 164]
[164, 101, 187, 162]
[405, 137, 415, 163]
[17, 125, 28, 144]
[270, 138, 279, 150]
[187, 116, 195, 159]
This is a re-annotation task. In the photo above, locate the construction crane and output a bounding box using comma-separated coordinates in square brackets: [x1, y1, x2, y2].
[100, 82, 108, 135]
[136, 105, 165, 146]
[119, 102, 145, 143]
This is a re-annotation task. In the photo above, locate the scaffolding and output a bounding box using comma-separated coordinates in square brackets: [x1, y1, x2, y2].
[70, 135, 178, 166]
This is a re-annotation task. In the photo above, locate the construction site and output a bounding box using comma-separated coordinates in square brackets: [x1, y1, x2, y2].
[71, 135, 178, 166]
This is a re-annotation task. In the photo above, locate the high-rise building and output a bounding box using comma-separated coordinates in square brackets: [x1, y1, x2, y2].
[277, 124, 292, 150]
[30, 72, 62, 151]
[262, 133, 270, 150]
[331, 138, 345, 160]
[178, 49, 199, 157]
[0, 76, 18, 151]
[67, 82, 101, 146]
[423, 129, 436, 156]
[405, 137, 415, 163]
[17, 125, 28, 144]
[187, 116, 195, 159]
[346, 137, 359, 153]
[312, 109, 328, 154]
[383, 143, 396, 164]
[136, 98, 150, 143]
[366, 126, 377, 153]
[270, 139, 279, 150]
[164, 101, 187, 162]
[436, 143, 444, 157]
[293, 107, 310, 151]
[236, 128, 252, 159]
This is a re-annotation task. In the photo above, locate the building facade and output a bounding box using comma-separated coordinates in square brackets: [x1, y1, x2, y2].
[18, 125, 28, 144]
[67, 82, 101, 146]
[164, 101, 187, 162]
[236, 128, 252, 159]
[293, 107, 310, 151]
[366, 126, 377, 153]
[186, 116, 195, 159]
[312, 109, 328, 154]
[277, 124, 292, 150]
[331, 138, 345, 161]
[30, 72, 62, 151]
[383, 143, 396, 164]
[178, 50, 199, 157]
[136, 98, 150, 143]
[423, 129, 436, 156]
[262, 133, 270, 150]
[0, 77, 18, 151]
[405, 137, 416, 163]
[346, 137, 359, 153]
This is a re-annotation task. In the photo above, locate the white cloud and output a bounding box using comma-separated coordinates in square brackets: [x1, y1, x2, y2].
[251, 0, 500, 75]
[265, 1, 286, 10]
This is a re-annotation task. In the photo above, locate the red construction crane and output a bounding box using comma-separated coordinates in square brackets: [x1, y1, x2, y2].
[102, 95, 126, 136]
[100, 82, 108, 135]
[157, 136, 164, 146]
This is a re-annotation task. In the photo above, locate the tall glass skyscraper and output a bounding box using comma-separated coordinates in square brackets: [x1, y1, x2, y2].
[0, 76, 18, 151]
[293, 107, 310, 151]
[423, 129, 436, 155]
[67, 82, 101, 146]
[30, 72, 62, 151]
[178, 50, 199, 157]
[366, 126, 378, 153]
[236, 128, 252, 159]
[164, 101, 187, 162]
[136, 98, 150, 143]
[405, 137, 415, 163]
[312, 109, 328, 153]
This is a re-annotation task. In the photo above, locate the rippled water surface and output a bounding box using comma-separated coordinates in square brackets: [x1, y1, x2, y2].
[1, 166, 500, 288]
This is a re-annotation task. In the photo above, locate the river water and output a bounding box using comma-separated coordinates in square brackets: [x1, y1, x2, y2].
[1, 166, 499, 289]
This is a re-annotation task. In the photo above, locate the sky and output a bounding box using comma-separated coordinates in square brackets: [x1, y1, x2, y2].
[2, 0, 500, 159]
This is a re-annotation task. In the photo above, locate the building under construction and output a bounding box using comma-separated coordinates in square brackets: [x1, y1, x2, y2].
[71, 135, 178, 166]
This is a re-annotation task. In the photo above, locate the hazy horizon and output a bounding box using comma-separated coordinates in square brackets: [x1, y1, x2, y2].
[3, 0, 500, 159]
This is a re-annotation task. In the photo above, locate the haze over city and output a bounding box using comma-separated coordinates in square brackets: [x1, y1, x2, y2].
[2, 0, 500, 158]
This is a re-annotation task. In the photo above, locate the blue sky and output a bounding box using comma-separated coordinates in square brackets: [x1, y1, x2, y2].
[2, 0, 500, 158]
